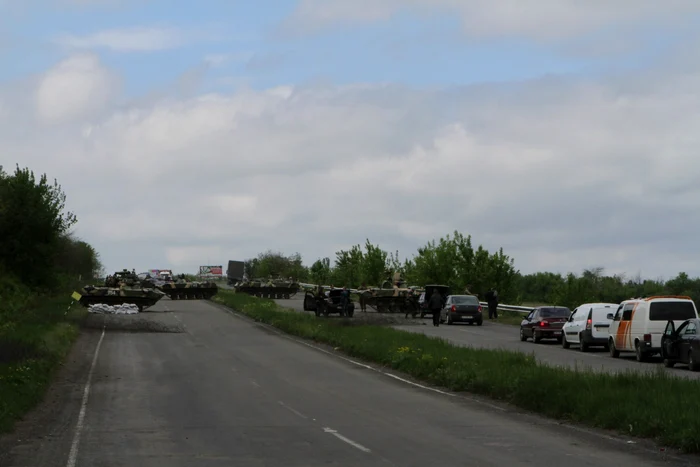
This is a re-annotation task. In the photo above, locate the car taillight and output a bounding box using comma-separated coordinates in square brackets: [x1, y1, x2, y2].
[586, 318, 592, 330]
[540, 320, 549, 327]
[451, 305, 456, 312]
[477, 305, 482, 312]
[644, 333, 651, 342]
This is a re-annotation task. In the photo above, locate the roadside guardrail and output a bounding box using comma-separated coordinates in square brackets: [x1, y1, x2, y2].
[479, 302, 535, 314]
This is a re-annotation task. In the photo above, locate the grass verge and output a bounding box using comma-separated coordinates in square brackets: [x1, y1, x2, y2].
[214, 289, 700, 454]
[0, 292, 87, 433]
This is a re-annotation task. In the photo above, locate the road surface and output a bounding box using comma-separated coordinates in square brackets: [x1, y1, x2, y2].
[2, 298, 693, 466]
[274, 296, 700, 380]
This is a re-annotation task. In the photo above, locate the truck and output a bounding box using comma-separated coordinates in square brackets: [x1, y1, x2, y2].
[227, 260, 245, 285]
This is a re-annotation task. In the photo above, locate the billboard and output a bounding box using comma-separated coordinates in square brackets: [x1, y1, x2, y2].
[199, 265, 223, 277]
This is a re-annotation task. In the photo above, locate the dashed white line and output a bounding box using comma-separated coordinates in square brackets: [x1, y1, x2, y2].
[250, 379, 261, 388]
[66, 326, 106, 467]
[323, 427, 372, 453]
[277, 400, 308, 419]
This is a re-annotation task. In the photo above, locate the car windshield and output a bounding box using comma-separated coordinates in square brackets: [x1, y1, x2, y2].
[539, 308, 570, 318]
[649, 301, 697, 321]
[452, 295, 478, 305]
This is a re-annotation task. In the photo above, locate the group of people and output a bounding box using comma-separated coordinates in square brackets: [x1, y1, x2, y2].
[427, 286, 499, 326]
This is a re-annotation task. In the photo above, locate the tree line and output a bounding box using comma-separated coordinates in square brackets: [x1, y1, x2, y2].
[244, 233, 700, 308]
[0, 164, 103, 308]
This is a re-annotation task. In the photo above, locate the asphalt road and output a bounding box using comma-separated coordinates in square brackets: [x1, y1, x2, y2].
[272, 295, 700, 380]
[4, 298, 693, 466]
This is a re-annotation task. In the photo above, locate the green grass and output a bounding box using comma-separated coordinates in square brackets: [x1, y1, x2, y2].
[214, 289, 700, 454]
[0, 289, 87, 433]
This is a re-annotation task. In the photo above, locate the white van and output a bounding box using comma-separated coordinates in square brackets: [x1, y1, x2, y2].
[561, 303, 618, 351]
[607, 296, 699, 362]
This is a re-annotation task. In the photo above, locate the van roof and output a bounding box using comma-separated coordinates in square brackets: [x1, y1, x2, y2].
[624, 295, 693, 302]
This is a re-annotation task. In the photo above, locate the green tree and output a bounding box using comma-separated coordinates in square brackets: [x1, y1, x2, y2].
[0, 165, 77, 287]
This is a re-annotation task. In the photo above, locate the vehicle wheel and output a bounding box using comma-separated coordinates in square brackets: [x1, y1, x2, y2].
[689, 352, 699, 372]
[663, 358, 675, 368]
[476, 319, 483, 326]
[348, 309, 354, 318]
[609, 339, 620, 358]
[519, 328, 527, 341]
[562, 334, 570, 349]
[533, 331, 541, 344]
[579, 334, 589, 352]
[635, 341, 647, 362]
[446, 314, 453, 325]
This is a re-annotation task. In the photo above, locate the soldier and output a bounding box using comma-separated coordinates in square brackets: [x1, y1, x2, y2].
[340, 287, 350, 316]
[428, 288, 443, 326]
[485, 287, 499, 319]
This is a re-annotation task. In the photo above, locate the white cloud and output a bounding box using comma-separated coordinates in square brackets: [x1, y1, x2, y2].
[5, 42, 700, 278]
[54, 26, 189, 52]
[284, 0, 700, 41]
[35, 53, 119, 124]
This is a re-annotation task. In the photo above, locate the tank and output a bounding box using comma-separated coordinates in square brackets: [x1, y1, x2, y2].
[157, 275, 219, 300]
[233, 277, 300, 299]
[71, 270, 166, 312]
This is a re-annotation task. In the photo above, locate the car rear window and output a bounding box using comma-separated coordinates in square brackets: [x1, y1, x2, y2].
[452, 295, 478, 305]
[540, 308, 570, 318]
[649, 301, 697, 321]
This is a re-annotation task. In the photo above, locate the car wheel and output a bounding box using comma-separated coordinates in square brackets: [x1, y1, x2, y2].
[476, 319, 483, 326]
[562, 334, 570, 349]
[519, 328, 527, 341]
[689, 352, 699, 372]
[447, 314, 453, 325]
[533, 331, 542, 343]
[635, 341, 646, 362]
[609, 339, 620, 358]
[579, 334, 588, 352]
[663, 357, 675, 368]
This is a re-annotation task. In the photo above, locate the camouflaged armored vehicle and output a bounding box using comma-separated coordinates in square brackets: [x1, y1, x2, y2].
[71, 269, 165, 312]
[357, 272, 421, 316]
[156, 274, 219, 300]
[234, 277, 300, 299]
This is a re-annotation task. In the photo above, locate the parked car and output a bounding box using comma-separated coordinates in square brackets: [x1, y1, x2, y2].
[439, 294, 483, 325]
[419, 285, 451, 318]
[561, 303, 618, 351]
[660, 318, 700, 370]
[608, 296, 699, 362]
[520, 306, 571, 343]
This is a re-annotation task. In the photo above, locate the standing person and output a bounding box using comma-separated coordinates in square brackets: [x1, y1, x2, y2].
[340, 287, 349, 316]
[428, 288, 443, 326]
[359, 283, 367, 312]
[486, 287, 499, 319]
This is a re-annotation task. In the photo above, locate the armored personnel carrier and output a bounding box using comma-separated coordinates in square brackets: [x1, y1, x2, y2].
[157, 274, 219, 300]
[233, 277, 300, 299]
[71, 269, 165, 312]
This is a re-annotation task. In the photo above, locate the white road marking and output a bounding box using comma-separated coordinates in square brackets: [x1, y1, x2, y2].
[277, 400, 308, 419]
[250, 379, 261, 388]
[323, 427, 372, 453]
[66, 327, 106, 467]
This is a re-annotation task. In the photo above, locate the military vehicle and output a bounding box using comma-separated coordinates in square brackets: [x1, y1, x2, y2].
[157, 274, 219, 300]
[71, 269, 166, 312]
[357, 272, 422, 316]
[418, 284, 451, 318]
[303, 287, 355, 317]
[233, 277, 300, 299]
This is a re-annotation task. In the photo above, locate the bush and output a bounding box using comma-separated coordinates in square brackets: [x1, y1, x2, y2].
[214, 290, 700, 453]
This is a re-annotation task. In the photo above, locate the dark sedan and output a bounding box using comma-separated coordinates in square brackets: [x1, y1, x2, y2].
[661, 318, 700, 371]
[440, 295, 483, 325]
[520, 306, 571, 343]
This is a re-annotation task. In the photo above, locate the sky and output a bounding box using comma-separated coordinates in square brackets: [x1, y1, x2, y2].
[3, 1, 700, 280]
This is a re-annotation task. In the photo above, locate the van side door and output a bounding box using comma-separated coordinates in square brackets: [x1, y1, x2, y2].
[609, 304, 624, 346]
[565, 308, 579, 343]
[618, 303, 636, 350]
